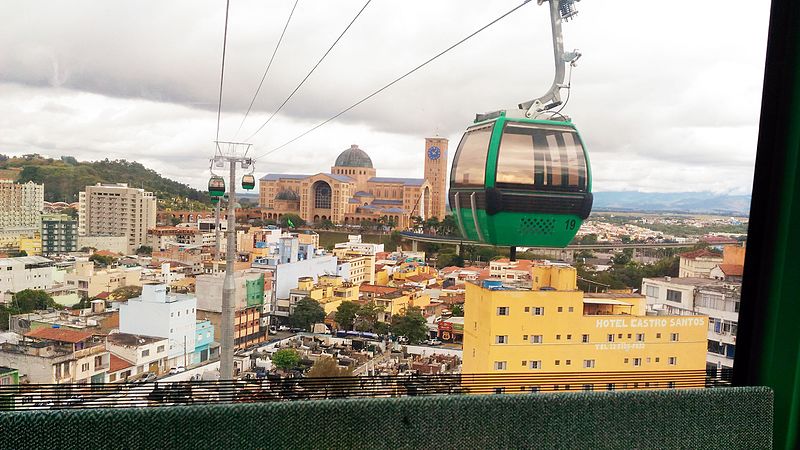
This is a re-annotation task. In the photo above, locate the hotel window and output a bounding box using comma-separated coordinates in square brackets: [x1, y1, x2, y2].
[607, 334, 615, 342]
[496, 307, 509, 316]
[566, 360, 571, 365]
[607, 383, 615, 391]
[583, 359, 596, 369]
[555, 360, 560, 365]
[636, 333, 644, 342]
[524, 307, 530, 312]
[583, 384, 594, 391]
[568, 307, 574, 312]
[142, 349, 150, 357]
[666, 289, 682, 302]
[81, 363, 89, 372]
[557, 306, 563, 312]
[566, 334, 572, 340]
[494, 361, 507, 371]
[624, 358, 629, 363]
[495, 335, 508, 344]
[670, 333, 679, 341]
[521, 361, 527, 367]
[530, 335, 543, 344]
[529, 361, 541, 370]
[523, 334, 528, 341]
[655, 357, 660, 362]
[582, 334, 589, 343]
[633, 358, 642, 367]
[668, 357, 677, 365]
[645, 285, 659, 297]
[556, 334, 561, 340]
[532, 307, 544, 316]
[656, 332, 662, 339]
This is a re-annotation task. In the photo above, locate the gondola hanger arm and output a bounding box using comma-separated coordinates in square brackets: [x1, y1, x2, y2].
[519, 0, 581, 117]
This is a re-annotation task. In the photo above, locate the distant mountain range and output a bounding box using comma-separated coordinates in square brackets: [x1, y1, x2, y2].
[593, 191, 751, 215]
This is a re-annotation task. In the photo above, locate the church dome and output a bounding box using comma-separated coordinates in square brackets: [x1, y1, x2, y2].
[275, 189, 300, 201]
[334, 144, 373, 168]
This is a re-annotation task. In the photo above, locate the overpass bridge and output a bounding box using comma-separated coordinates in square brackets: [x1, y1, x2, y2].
[397, 231, 696, 261]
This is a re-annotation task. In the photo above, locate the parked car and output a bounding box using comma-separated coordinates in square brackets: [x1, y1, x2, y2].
[424, 338, 443, 346]
[278, 325, 290, 331]
[168, 366, 186, 375]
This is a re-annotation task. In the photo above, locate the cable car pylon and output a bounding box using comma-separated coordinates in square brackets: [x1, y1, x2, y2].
[208, 140, 253, 381]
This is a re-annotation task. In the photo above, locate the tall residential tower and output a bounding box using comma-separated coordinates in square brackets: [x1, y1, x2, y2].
[78, 183, 157, 253]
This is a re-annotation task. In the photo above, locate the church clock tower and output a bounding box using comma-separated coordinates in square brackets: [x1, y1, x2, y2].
[423, 137, 448, 220]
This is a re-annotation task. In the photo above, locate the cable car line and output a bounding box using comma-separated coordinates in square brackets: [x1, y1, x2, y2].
[251, 0, 532, 160]
[244, 0, 372, 142]
[215, 0, 232, 146]
[233, 0, 301, 140]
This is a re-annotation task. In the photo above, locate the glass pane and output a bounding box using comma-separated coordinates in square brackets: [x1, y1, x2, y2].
[452, 125, 492, 187]
[495, 123, 587, 191]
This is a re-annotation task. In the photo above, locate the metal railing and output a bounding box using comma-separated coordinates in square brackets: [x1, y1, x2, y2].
[0, 369, 732, 411]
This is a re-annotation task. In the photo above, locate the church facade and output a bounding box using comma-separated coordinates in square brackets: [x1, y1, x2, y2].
[258, 139, 448, 229]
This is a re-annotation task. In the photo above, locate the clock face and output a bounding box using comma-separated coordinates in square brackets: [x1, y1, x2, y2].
[428, 146, 441, 160]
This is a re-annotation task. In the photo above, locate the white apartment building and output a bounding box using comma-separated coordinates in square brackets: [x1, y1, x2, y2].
[0, 180, 44, 231]
[119, 283, 197, 364]
[333, 234, 384, 256]
[0, 256, 54, 296]
[642, 276, 740, 375]
[105, 332, 169, 381]
[78, 183, 157, 253]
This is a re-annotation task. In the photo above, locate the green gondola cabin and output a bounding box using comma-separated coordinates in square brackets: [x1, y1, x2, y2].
[448, 110, 592, 248]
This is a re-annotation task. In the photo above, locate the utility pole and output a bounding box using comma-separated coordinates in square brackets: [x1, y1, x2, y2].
[214, 197, 222, 261]
[212, 141, 253, 380]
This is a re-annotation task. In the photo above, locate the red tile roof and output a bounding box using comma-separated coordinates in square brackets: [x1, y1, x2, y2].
[25, 327, 93, 343]
[406, 274, 435, 283]
[718, 264, 744, 276]
[679, 249, 722, 259]
[109, 354, 134, 373]
[360, 284, 400, 295]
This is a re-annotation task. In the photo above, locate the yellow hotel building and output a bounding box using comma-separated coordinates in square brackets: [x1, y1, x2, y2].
[462, 263, 707, 392]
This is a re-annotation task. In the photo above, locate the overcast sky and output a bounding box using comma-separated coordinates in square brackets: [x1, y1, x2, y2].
[0, 1, 770, 194]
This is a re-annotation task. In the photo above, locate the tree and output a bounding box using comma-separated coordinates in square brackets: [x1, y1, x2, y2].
[307, 357, 353, 378]
[170, 217, 182, 226]
[280, 214, 305, 228]
[580, 233, 598, 245]
[437, 251, 464, 269]
[13, 289, 58, 311]
[290, 297, 325, 331]
[355, 301, 384, 332]
[271, 349, 301, 372]
[391, 307, 428, 344]
[451, 304, 464, 317]
[62, 207, 78, 219]
[437, 215, 460, 237]
[135, 245, 152, 256]
[611, 251, 631, 266]
[334, 301, 360, 330]
[110, 285, 143, 301]
[10, 250, 27, 257]
[89, 253, 115, 267]
[317, 218, 335, 230]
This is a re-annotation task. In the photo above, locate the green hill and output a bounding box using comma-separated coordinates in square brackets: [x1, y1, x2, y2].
[0, 153, 211, 208]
